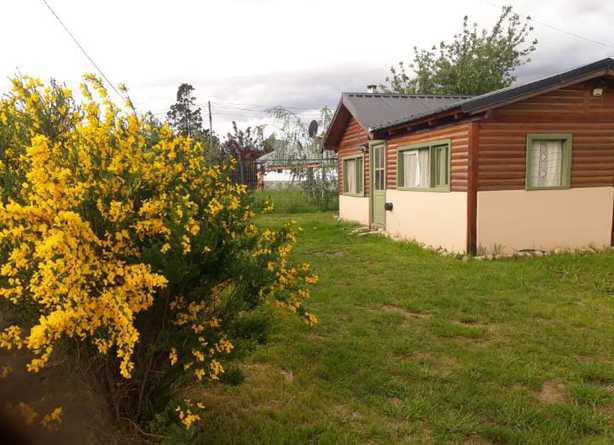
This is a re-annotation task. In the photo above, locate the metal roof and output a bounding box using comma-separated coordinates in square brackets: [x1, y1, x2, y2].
[373, 57, 614, 131]
[342, 93, 471, 132]
[323, 58, 614, 150]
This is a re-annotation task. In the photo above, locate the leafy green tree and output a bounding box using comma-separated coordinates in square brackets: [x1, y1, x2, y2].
[166, 84, 220, 161]
[380, 6, 537, 96]
[166, 83, 204, 137]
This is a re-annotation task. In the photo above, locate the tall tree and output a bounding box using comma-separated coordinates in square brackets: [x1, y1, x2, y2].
[380, 6, 538, 96]
[166, 83, 204, 137]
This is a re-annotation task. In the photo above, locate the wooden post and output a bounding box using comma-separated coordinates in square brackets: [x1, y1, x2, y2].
[466, 121, 479, 255]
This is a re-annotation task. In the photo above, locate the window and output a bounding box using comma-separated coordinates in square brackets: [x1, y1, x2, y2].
[397, 140, 450, 190]
[401, 148, 429, 188]
[526, 134, 572, 190]
[343, 156, 363, 195]
[373, 144, 385, 190]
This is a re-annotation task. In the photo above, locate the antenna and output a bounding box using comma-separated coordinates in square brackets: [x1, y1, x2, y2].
[308, 120, 319, 138]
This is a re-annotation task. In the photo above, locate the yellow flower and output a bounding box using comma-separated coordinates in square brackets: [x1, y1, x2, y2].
[176, 405, 201, 429]
[41, 407, 63, 431]
[209, 360, 224, 380]
[169, 348, 178, 366]
[194, 368, 205, 381]
[0, 73, 317, 433]
[305, 275, 319, 285]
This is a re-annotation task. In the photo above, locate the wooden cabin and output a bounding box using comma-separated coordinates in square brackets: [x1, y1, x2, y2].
[323, 58, 614, 254]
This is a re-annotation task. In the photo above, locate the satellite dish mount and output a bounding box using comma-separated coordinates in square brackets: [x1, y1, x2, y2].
[308, 120, 319, 139]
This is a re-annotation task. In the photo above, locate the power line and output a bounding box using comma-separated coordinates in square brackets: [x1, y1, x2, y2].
[150, 102, 322, 119]
[41, 0, 125, 100]
[476, 0, 614, 50]
[211, 100, 320, 112]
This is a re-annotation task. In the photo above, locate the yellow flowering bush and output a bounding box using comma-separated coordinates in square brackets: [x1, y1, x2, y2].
[0, 75, 317, 432]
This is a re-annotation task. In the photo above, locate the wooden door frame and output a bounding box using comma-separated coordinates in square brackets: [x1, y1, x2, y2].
[369, 140, 387, 229]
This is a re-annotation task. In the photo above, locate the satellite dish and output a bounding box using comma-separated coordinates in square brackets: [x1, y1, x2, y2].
[308, 120, 319, 138]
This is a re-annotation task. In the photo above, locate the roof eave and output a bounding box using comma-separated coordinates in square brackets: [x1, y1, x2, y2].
[322, 98, 359, 151]
[461, 67, 614, 114]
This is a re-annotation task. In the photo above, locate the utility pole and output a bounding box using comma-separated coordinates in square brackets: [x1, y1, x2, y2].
[208, 100, 213, 148]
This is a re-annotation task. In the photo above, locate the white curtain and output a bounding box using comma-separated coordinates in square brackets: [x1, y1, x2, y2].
[403, 152, 417, 187]
[529, 140, 563, 187]
[403, 149, 429, 188]
[346, 159, 356, 193]
[418, 149, 430, 187]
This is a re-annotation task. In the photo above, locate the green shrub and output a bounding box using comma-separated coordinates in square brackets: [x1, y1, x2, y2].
[0, 75, 319, 435]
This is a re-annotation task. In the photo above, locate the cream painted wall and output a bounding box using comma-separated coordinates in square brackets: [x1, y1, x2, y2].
[339, 195, 370, 226]
[477, 187, 614, 254]
[385, 190, 468, 253]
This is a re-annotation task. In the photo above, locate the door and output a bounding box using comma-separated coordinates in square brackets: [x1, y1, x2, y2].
[371, 143, 386, 228]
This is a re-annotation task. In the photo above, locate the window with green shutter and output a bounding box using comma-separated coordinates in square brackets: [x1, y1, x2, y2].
[397, 140, 450, 191]
[343, 155, 364, 195]
[525, 134, 572, 190]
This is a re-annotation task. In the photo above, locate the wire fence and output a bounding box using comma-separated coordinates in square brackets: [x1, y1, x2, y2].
[230, 158, 338, 191]
[227, 157, 339, 212]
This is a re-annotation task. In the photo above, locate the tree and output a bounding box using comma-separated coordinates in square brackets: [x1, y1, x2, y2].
[166, 83, 204, 137]
[267, 106, 333, 161]
[219, 122, 274, 189]
[267, 107, 337, 210]
[219, 121, 272, 162]
[380, 6, 537, 96]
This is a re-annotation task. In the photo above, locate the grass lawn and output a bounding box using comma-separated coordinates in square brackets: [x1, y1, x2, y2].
[250, 188, 338, 214]
[195, 212, 614, 445]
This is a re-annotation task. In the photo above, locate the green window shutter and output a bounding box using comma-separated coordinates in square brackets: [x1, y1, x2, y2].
[526, 143, 538, 189]
[343, 160, 348, 193]
[356, 158, 363, 194]
[397, 152, 404, 187]
[431, 148, 438, 187]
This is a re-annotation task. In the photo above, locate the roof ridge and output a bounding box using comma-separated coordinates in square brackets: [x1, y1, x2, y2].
[343, 92, 472, 99]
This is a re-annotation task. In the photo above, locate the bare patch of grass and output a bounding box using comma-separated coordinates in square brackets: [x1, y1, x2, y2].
[538, 380, 567, 404]
[381, 304, 432, 319]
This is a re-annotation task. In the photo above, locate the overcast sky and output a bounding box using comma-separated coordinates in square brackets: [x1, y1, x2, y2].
[1, 0, 613, 135]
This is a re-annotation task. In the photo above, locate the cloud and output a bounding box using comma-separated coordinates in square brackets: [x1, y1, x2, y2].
[4, 0, 612, 136]
[128, 64, 387, 134]
[134, 63, 385, 110]
[131, 43, 613, 136]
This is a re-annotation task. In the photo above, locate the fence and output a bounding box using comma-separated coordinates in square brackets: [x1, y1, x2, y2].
[230, 157, 337, 191]
[230, 157, 339, 212]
